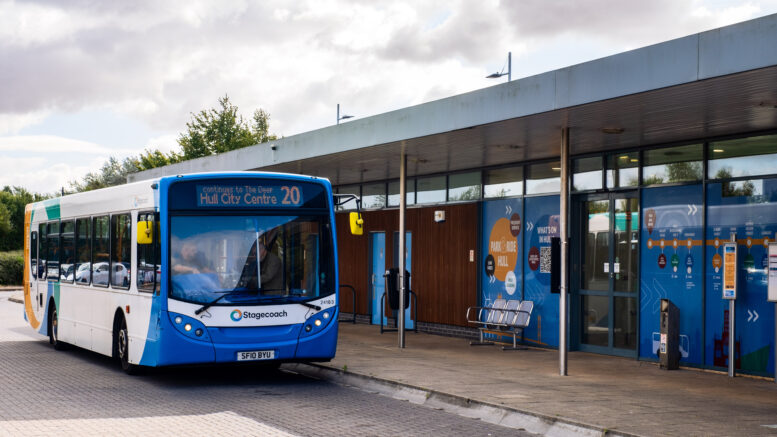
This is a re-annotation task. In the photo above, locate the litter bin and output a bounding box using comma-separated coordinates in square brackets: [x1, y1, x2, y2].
[659, 298, 679, 370]
[384, 267, 410, 310]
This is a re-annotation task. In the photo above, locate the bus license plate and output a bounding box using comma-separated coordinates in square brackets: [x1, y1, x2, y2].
[237, 350, 275, 361]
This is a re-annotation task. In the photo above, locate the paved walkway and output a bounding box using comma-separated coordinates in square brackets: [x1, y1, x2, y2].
[320, 323, 777, 437]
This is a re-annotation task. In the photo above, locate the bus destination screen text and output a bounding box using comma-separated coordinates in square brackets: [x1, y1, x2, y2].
[196, 184, 303, 208]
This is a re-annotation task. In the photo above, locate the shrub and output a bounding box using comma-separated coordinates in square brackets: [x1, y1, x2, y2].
[0, 251, 23, 285]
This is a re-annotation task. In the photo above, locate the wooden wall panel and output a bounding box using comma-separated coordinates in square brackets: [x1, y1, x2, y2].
[336, 203, 480, 327]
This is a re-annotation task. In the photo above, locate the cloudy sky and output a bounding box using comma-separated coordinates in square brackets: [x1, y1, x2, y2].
[2, 0, 777, 193]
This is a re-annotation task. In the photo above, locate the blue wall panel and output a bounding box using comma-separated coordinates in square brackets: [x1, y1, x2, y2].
[705, 179, 776, 375]
[480, 198, 523, 306]
[640, 185, 703, 365]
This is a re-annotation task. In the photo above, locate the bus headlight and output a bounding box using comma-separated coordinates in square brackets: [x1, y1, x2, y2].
[168, 312, 211, 342]
[322, 312, 330, 319]
[184, 323, 192, 332]
[195, 328, 203, 337]
[314, 319, 322, 327]
[174, 316, 183, 324]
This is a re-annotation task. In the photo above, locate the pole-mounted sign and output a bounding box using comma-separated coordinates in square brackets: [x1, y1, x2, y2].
[723, 242, 737, 300]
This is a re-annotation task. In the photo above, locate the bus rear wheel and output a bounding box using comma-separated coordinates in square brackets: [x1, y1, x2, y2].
[48, 303, 68, 351]
[115, 317, 140, 375]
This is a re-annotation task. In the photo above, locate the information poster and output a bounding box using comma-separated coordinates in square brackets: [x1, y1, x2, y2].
[522, 195, 560, 348]
[480, 198, 523, 307]
[705, 179, 776, 375]
[640, 185, 703, 365]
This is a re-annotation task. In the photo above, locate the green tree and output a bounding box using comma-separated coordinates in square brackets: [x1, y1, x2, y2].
[178, 95, 276, 160]
[70, 156, 141, 192]
[0, 186, 48, 251]
[136, 148, 181, 171]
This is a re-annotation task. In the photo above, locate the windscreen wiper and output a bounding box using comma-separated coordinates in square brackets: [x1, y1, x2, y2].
[195, 290, 243, 315]
[258, 294, 322, 311]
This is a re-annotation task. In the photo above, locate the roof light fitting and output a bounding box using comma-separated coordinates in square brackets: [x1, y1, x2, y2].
[486, 52, 511, 82]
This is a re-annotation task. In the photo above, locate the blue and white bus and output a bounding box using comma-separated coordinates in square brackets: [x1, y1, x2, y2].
[24, 172, 360, 373]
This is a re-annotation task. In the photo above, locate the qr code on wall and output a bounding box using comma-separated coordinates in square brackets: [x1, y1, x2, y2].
[540, 246, 552, 273]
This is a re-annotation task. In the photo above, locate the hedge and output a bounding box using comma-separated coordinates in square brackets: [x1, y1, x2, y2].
[0, 251, 23, 285]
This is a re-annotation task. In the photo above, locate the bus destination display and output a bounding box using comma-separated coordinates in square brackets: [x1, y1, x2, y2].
[197, 184, 303, 208]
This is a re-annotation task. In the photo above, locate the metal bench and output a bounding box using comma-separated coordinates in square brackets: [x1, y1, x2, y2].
[466, 299, 533, 350]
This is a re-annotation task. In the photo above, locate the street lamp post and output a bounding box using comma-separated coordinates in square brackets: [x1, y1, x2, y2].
[337, 103, 353, 125]
[486, 51, 511, 82]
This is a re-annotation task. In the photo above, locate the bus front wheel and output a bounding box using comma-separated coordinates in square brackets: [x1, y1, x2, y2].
[48, 303, 68, 351]
[115, 317, 139, 375]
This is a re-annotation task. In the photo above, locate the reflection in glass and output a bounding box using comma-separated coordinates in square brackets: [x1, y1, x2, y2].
[60, 221, 75, 283]
[448, 171, 481, 201]
[582, 200, 609, 291]
[614, 198, 639, 293]
[388, 179, 415, 206]
[75, 218, 90, 284]
[573, 156, 603, 191]
[708, 134, 777, 179]
[38, 223, 46, 279]
[169, 215, 334, 306]
[416, 175, 446, 204]
[111, 214, 132, 288]
[643, 144, 703, 184]
[614, 297, 637, 349]
[582, 295, 609, 347]
[46, 222, 59, 280]
[526, 161, 560, 194]
[362, 183, 386, 209]
[92, 216, 110, 287]
[607, 153, 639, 188]
[484, 166, 522, 198]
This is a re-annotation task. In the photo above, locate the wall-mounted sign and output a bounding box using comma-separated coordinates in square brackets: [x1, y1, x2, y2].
[768, 242, 777, 302]
[722, 242, 737, 300]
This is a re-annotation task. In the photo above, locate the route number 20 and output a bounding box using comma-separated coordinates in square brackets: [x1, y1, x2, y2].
[281, 186, 301, 205]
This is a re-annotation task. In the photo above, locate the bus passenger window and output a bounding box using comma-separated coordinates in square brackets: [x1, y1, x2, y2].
[38, 223, 47, 280]
[137, 213, 159, 292]
[46, 222, 60, 281]
[60, 221, 75, 283]
[30, 231, 38, 282]
[92, 216, 110, 287]
[111, 214, 131, 289]
[75, 218, 91, 284]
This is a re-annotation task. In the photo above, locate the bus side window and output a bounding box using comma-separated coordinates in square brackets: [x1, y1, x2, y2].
[92, 216, 110, 287]
[46, 221, 60, 281]
[111, 214, 131, 289]
[38, 223, 47, 280]
[76, 218, 91, 285]
[137, 212, 157, 293]
[60, 221, 75, 283]
[30, 231, 37, 281]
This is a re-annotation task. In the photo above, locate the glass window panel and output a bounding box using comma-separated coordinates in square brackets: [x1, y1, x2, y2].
[46, 222, 59, 281]
[92, 216, 110, 287]
[708, 135, 777, 179]
[614, 297, 637, 350]
[38, 223, 47, 279]
[75, 218, 90, 284]
[607, 153, 639, 188]
[335, 185, 360, 211]
[448, 171, 481, 202]
[387, 179, 416, 206]
[573, 156, 603, 191]
[526, 161, 560, 194]
[613, 198, 639, 293]
[30, 231, 37, 282]
[484, 166, 522, 198]
[582, 200, 609, 291]
[137, 213, 159, 292]
[111, 214, 132, 288]
[60, 221, 75, 283]
[416, 175, 446, 204]
[642, 144, 703, 184]
[362, 183, 387, 209]
[582, 295, 609, 347]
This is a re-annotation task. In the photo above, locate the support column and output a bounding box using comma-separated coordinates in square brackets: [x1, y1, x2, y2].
[398, 144, 407, 348]
[559, 127, 570, 376]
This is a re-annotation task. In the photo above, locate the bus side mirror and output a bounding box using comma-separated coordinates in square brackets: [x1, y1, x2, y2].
[137, 221, 154, 244]
[349, 212, 364, 236]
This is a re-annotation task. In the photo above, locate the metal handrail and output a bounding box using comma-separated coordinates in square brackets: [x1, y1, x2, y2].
[339, 284, 357, 324]
[380, 290, 418, 334]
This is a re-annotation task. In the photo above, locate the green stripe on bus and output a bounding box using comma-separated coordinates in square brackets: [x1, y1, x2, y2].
[43, 199, 61, 220]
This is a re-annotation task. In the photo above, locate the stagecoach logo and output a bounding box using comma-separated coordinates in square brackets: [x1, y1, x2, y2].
[230, 309, 289, 322]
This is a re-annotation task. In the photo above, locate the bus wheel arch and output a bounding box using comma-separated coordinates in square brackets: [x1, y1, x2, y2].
[112, 309, 140, 375]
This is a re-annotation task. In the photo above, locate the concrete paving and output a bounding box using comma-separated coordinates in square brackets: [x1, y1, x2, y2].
[315, 323, 777, 437]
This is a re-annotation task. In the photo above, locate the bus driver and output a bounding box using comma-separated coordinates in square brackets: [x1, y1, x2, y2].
[172, 242, 212, 275]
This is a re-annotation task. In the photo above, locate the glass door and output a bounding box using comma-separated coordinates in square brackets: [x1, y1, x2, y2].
[575, 192, 639, 356]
